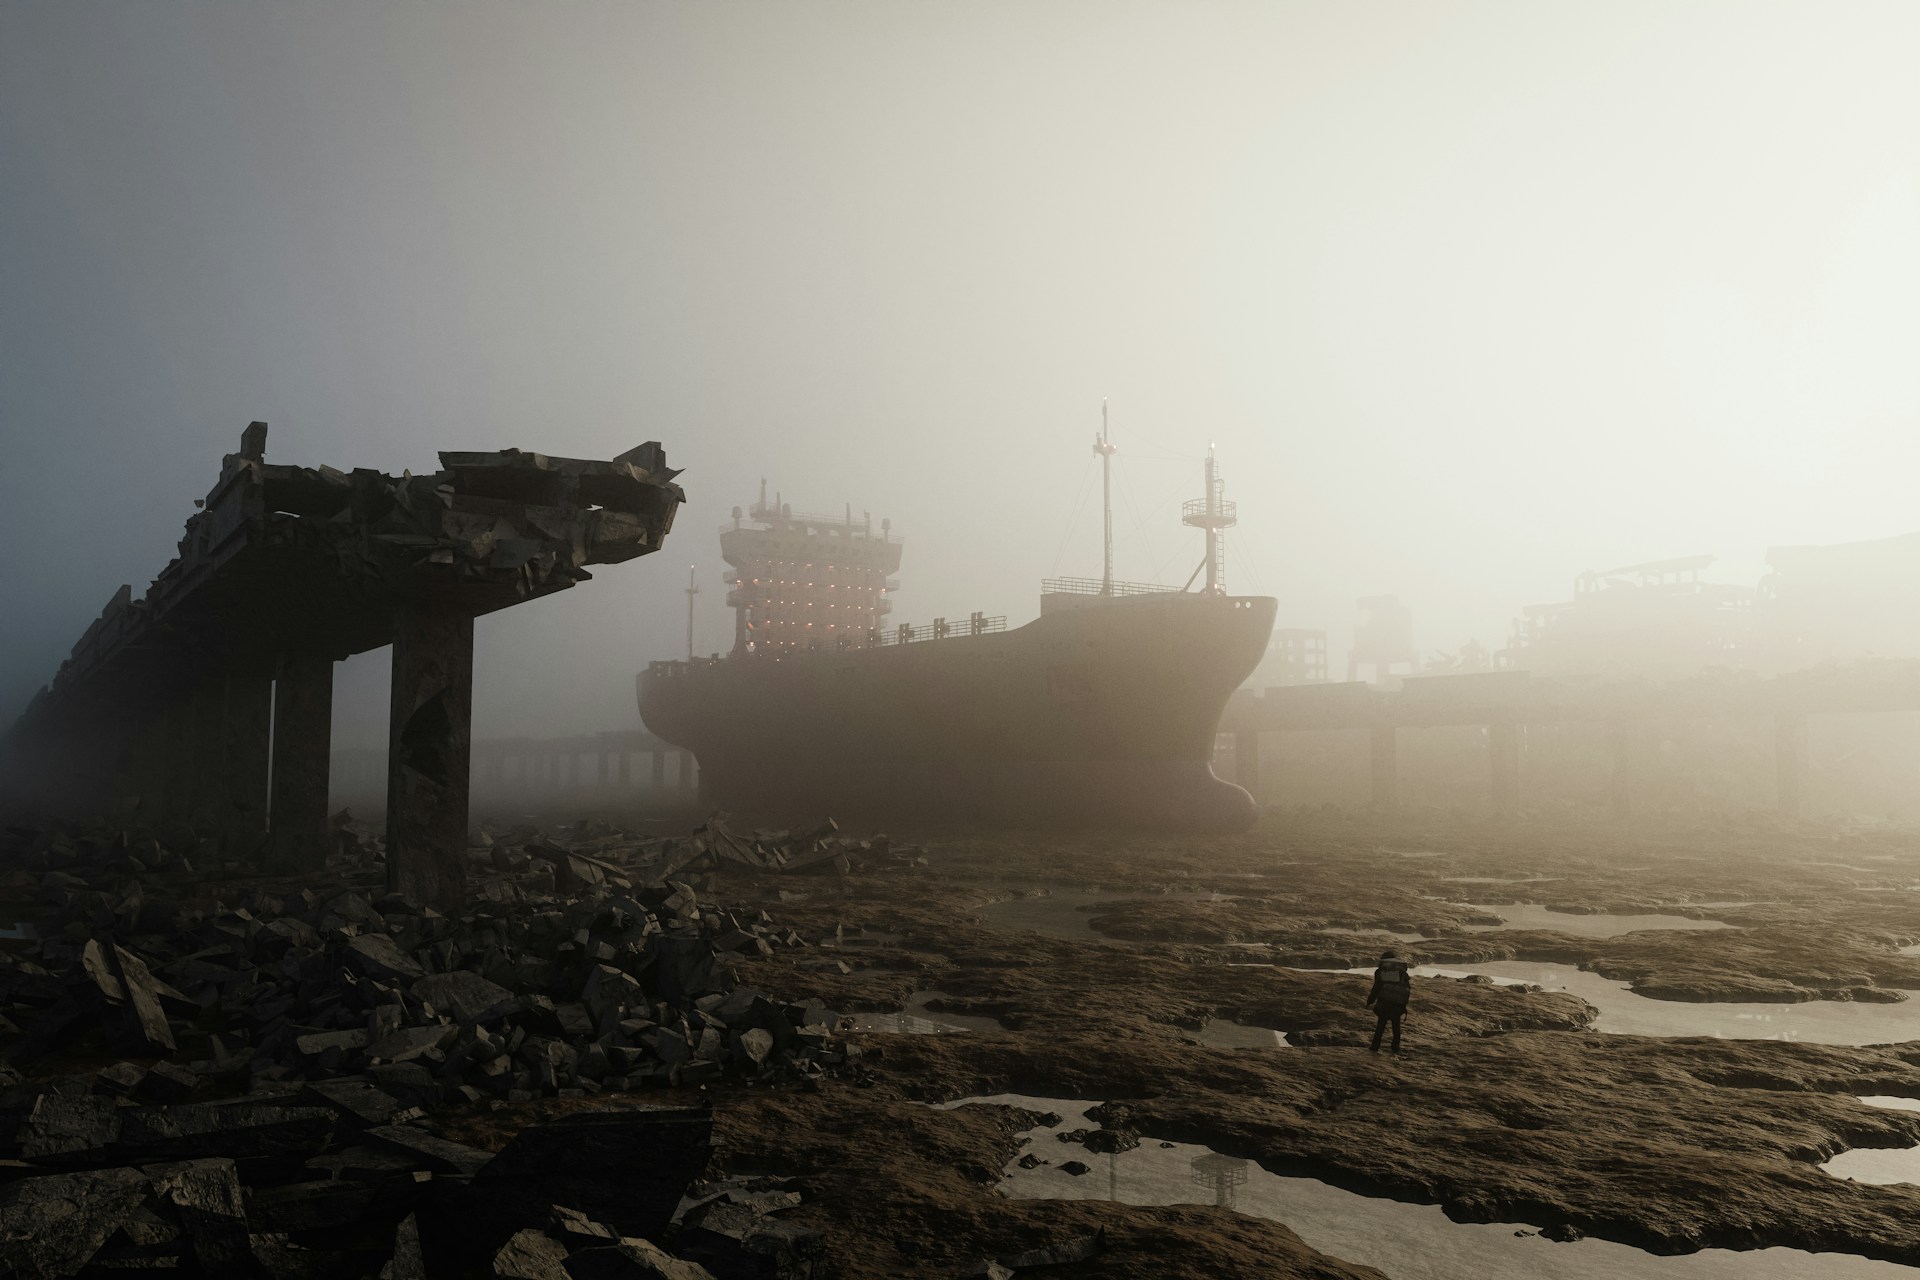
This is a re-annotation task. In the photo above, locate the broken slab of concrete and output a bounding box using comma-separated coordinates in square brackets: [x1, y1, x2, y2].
[0, 1165, 152, 1279]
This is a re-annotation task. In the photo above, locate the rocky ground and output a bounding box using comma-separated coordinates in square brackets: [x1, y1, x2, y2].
[659, 807, 1920, 1277]
[10, 804, 1920, 1277]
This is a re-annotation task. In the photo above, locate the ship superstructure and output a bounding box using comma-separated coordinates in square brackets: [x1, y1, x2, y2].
[721, 482, 902, 655]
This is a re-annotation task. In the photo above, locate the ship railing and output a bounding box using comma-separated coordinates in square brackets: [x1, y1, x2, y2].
[833, 613, 1007, 648]
[1181, 497, 1237, 525]
[719, 512, 903, 542]
[645, 657, 725, 677]
[1040, 576, 1176, 598]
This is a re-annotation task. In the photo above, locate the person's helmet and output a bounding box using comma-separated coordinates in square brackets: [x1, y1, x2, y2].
[1380, 949, 1399, 960]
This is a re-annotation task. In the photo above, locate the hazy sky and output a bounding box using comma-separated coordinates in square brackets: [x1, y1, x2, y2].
[5, 1, 1919, 743]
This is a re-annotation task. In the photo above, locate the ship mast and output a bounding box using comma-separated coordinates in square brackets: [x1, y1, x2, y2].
[1095, 400, 1118, 596]
[1182, 444, 1237, 595]
[684, 564, 699, 660]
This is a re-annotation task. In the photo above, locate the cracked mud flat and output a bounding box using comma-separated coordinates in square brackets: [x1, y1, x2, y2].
[449, 809, 1920, 1278]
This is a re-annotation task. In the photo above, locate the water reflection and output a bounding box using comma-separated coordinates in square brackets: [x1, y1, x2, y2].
[944, 1095, 1920, 1280]
[1187, 1018, 1288, 1050]
[842, 989, 1003, 1035]
[1190, 1152, 1250, 1207]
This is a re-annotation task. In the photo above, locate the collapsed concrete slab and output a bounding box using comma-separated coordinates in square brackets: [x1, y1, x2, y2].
[0, 423, 683, 909]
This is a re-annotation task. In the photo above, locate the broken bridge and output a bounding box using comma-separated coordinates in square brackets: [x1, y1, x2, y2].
[0, 422, 684, 909]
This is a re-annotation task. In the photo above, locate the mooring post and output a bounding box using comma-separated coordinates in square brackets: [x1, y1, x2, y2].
[385, 607, 474, 910]
[270, 654, 334, 871]
[1370, 723, 1398, 809]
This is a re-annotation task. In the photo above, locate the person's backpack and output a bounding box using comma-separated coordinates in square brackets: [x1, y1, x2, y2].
[1375, 961, 1411, 1008]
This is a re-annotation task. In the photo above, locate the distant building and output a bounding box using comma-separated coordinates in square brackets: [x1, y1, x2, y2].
[1505, 556, 1752, 679]
[1244, 628, 1328, 689]
[1348, 595, 1419, 683]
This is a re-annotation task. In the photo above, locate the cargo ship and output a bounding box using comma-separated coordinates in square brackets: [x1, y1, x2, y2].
[637, 434, 1277, 831]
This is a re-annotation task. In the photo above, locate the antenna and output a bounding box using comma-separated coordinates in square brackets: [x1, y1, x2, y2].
[1094, 399, 1118, 596]
[684, 565, 700, 660]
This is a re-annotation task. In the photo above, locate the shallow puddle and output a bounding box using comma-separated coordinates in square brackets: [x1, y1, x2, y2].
[842, 990, 1004, 1035]
[1447, 903, 1734, 938]
[1186, 1018, 1288, 1050]
[1822, 1098, 1920, 1187]
[978, 890, 1238, 940]
[945, 1095, 1920, 1279]
[1319, 963, 1920, 1045]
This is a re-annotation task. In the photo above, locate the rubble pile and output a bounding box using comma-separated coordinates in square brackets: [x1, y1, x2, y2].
[0, 814, 893, 1277]
[0, 1086, 742, 1278]
[654, 816, 929, 879]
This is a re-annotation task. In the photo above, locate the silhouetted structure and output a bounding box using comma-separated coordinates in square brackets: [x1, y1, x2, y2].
[1348, 595, 1418, 683]
[1222, 661, 1920, 818]
[1508, 556, 1752, 678]
[0, 423, 683, 909]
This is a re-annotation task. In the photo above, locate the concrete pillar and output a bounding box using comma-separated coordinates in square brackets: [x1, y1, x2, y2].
[1370, 723, 1397, 809]
[183, 680, 228, 827]
[1608, 721, 1632, 819]
[678, 750, 696, 792]
[221, 675, 273, 852]
[611, 750, 629, 788]
[270, 655, 334, 872]
[597, 751, 611, 788]
[1234, 731, 1261, 802]
[1775, 711, 1807, 818]
[385, 608, 474, 911]
[652, 750, 666, 790]
[1489, 720, 1520, 816]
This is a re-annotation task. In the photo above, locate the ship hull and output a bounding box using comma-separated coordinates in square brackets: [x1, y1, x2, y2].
[638, 592, 1276, 832]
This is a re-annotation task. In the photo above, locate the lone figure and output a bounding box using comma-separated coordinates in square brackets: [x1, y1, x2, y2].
[1365, 950, 1412, 1054]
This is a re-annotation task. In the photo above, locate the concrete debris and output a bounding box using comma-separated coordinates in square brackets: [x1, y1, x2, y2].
[673, 1199, 824, 1279]
[993, 1227, 1107, 1270]
[565, 1237, 720, 1280]
[0, 810, 906, 1277]
[493, 1228, 573, 1280]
